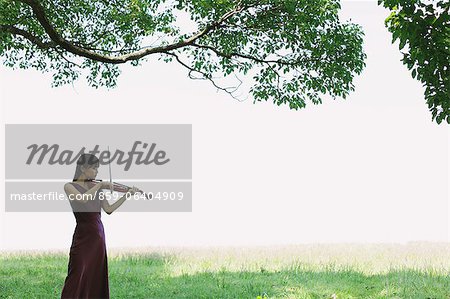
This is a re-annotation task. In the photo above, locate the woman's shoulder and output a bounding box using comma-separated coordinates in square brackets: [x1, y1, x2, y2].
[64, 182, 79, 191]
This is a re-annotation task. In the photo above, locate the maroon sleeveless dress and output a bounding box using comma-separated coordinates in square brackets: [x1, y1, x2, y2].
[61, 183, 109, 299]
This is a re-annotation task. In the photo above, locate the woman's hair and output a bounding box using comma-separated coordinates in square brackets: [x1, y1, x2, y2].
[73, 154, 99, 181]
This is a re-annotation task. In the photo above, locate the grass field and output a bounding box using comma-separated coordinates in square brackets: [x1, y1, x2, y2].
[1, 243, 449, 298]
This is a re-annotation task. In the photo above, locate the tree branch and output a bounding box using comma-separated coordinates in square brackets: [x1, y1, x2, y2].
[16, 0, 247, 64]
[165, 52, 243, 100]
[190, 43, 314, 66]
[0, 24, 55, 49]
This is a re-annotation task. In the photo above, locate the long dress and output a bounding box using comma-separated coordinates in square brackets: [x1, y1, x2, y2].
[61, 183, 109, 299]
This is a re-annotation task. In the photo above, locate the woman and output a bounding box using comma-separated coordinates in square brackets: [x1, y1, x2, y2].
[61, 154, 138, 299]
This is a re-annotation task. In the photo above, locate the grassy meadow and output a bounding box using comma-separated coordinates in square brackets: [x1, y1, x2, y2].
[1, 243, 449, 298]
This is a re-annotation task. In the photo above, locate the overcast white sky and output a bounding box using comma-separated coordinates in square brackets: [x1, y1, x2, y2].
[0, 1, 448, 250]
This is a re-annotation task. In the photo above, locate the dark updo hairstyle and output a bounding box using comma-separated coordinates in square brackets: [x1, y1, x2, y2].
[73, 154, 100, 182]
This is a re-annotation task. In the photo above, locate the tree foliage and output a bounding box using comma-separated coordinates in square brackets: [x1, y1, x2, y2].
[379, 0, 450, 124]
[0, 0, 366, 110]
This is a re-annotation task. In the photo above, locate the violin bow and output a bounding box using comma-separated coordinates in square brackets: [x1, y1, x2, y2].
[108, 146, 114, 195]
[107, 146, 149, 199]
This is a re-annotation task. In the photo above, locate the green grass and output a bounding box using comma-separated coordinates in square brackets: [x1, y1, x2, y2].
[1, 243, 449, 298]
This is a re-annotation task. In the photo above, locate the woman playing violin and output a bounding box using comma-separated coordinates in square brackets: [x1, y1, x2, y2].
[61, 153, 138, 299]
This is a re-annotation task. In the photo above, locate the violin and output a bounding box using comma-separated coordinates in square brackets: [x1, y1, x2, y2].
[88, 179, 151, 200]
